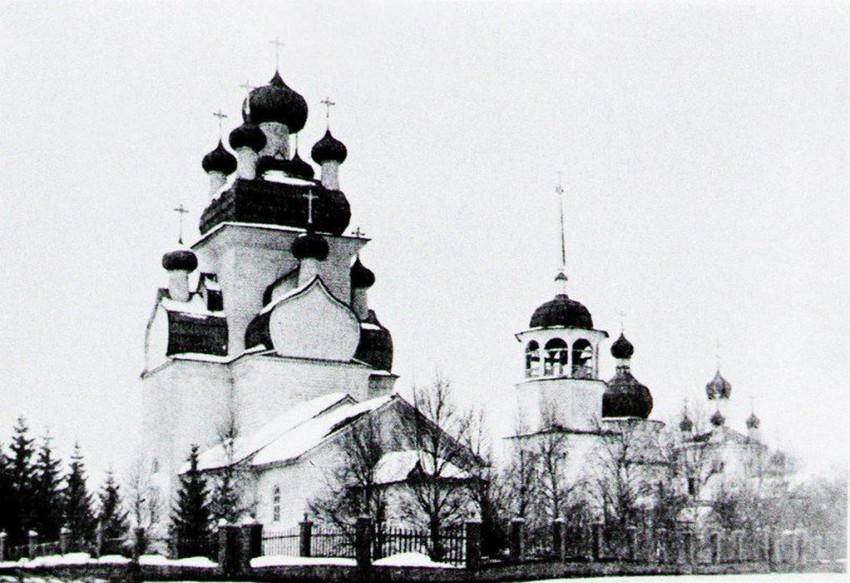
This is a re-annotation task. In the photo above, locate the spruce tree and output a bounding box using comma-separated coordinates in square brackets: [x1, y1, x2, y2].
[0, 442, 13, 541]
[171, 445, 211, 558]
[32, 432, 63, 541]
[6, 417, 36, 545]
[63, 443, 96, 544]
[98, 470, 129, 542]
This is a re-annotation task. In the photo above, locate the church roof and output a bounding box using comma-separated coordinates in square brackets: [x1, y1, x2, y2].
[602, 368, 653, 419]
[372, 450, 471, 486]
[244, 70, 309, 132]
[529, 293, 593, 330]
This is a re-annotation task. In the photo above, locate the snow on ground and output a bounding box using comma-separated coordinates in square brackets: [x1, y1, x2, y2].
[373, 551, 461, 569]
[529, 574, 846, 583]
[251, 555, 356, 567]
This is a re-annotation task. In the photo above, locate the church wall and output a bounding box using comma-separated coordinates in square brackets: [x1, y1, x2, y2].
[515, 377, 606, 431]
[230, 355, 377, 435]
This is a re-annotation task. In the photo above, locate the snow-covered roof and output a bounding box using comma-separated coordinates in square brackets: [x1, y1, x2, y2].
[372, 450, 471, 485]
[187, 393, 354, 473]
[161, 294, 221, 317]
[251, 394, 394, 467]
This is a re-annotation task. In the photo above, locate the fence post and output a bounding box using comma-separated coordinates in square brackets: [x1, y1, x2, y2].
[240, 518, 263, 574]
[94, 520, 103, 558]
[553, 518, 565, 562]
[59, 525, 70, 555]
[299, 514, 313, 557]
[509, 518, 525, 560]
[218, 522, 239, 577]
[465, 519, 482, 571]
[126, 527, 145, 583]
[626, 525, 637, 561]
[684, 526, 696, 566]
[591, 522, 602, 562]
[0, 531, 6, 562]
[28, 530, 38, 559]
[355, 516, 372, 572]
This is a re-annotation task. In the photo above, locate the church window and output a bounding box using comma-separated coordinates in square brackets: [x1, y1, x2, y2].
[687, 476, 696, 496]
[525, 341, 540, 377]
[544, 338, 568, 376]
[572, 339, 593, 378]
[272, 486, 281, 522]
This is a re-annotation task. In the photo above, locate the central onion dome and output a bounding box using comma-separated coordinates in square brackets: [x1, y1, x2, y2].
[679, 413, 694, 432]
[229, 122, 267, 152]
[529, 294, 593, 329]
[202, 141, 237, 175]
[291, 231, 329, 261]
[244, 71, 308, 133]
[351, 257, 375, 289]
[288, 150, 315, 179]
[706, 370, 732, 400]
[611, 333, 634, 359]
[311, 129, 348, 164]
[710, 409, 726, 427]
[746, 412, 760, 429]
[162, 248, 198, 272]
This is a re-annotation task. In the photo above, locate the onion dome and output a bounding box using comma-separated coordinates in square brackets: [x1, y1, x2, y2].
[603, 370, 653, 419]
[746, 412, 760, 430]
[291, 231, 329, 261]
[611, 333, 634, 360]
[288, 150, 315, 179]
[162, 248, 198, 272]
[355, 310, 393, 371]
[202, 141, 237, 175]
[679, 414, 694, 432]
[351, 257, 375, 289]
[529, 294, 593, 330]
[229, 123, 267, 152]
[311, 129, 348, 165]
[710, 409, 726, 427]
[705, 370, 732, 400]
[244, 71, 308, 133]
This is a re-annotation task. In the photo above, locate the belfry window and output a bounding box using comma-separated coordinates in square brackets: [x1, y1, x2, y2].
[544, 338, 568, 376]
[572, 339, 593, 378]
[272, 486, 281, 522]
[525, 341, 540, 377]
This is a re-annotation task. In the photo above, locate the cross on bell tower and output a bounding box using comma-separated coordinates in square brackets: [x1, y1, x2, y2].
[173, 204, 190, 244]
[302, 190, 317, 225]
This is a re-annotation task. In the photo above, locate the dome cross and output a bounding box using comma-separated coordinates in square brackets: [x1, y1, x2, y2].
[320, 97, 336, 129]
[173, 204, 190, 245]
[302, 190, 318, 225]
[352, 226, 366, 238]
[270, 37, 285, 70]
[212, 109, 228, 138]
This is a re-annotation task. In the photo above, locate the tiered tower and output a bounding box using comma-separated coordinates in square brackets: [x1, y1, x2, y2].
[142, 63, 395, 491]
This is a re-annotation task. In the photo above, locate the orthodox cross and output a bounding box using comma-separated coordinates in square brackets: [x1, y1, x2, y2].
[270, 37, 284, 70]
[173, 204, 190, 244]
[352, 226, 365, 238]
[320, 96, 336, 128]
[715, 341, 722, 371]
[212, 109, 227, 138]
[239, 81, 254, 92]
[619, 310, 626, 333]
[302, 190, 317, 225]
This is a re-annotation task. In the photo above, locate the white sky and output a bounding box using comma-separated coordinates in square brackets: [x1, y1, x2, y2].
[0, 2, 847, 482]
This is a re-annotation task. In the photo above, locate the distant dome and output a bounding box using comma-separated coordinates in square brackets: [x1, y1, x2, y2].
[288, 150, 315, 179]
[245, 71, 308, 133]
[351, 257, 375, 289]
[311, 129, 348, 164]
[529, 294, 593, 330]
[229, 123, 267, 152]
[706, 370, 732, 400]
[746, 412, 760, 430]
[162, 248, 198, 272]
[202, 141, 237, 175]
[679, 414, 694, 432]
[611, 333, 634, 359]
[354, 310, 393, 371]
[710, 409, 726, 427]
[291, 231, 329, 261]
[602, 370, 653, 419]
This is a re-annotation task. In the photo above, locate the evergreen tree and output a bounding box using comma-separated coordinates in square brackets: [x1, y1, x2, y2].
[63, 443, 96, 544]
[6, 417, 36, 545]
[0, 442, 13, 541]
[32, 432, 63, 541]
[171, 445, 212, 558]
[98, 469, 129, 542]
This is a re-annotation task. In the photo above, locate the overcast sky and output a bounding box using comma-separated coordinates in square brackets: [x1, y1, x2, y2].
[1, 2, 847, 482]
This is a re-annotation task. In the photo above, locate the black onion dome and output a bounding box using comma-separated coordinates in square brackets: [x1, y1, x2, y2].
[602, 370, 653, 419]
[679, 414, 694, 432]
[355, 310, 393, 371]
[202, 141, 237, 175]
[229, 122, 267, 152]
[288, 150, 315, 179]
[529, 294, 593, 329]
[710, 409, 726, 427]
[291, 231, 329, 261]
[351, 257, 375, 289]
[162, 249, 198, 272]
[311, 129, 348, 164]
[706, 371, 732, 400]
[611, 333, 634, 359]
[746, 412, 760, 429]
[246, 71, 308, 132]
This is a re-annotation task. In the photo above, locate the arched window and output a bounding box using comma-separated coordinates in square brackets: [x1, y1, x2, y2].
[544, 338, 568, 376]
[525, 341, 540, 377]
[572, 339, 593, 378]
[272, 486, 281, 522]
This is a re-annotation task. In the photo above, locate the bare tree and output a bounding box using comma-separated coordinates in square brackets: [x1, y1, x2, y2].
[533, 407, 577, 523]
[504, 412, 539, 520]
[210, 403, 246, 524]
[124, 452, 165, 552]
